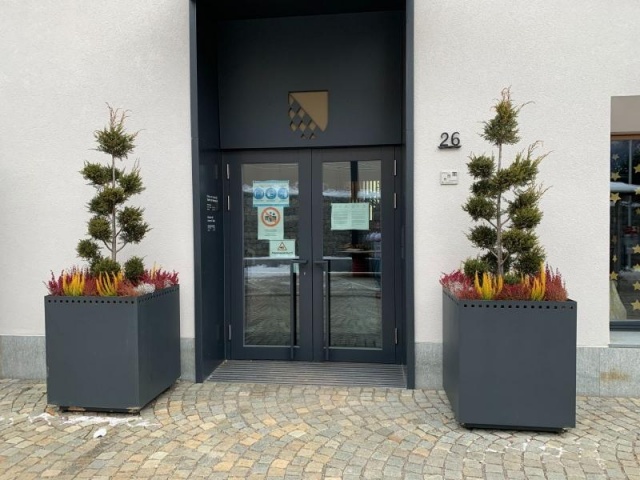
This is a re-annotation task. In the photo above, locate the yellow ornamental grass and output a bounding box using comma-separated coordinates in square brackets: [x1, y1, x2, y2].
[96, 271, 123, 297]
[62, 271, 85, 296]
[530, 264, 546, 301]
[149, 262, 160, 280]
[474, 271, 504, 300]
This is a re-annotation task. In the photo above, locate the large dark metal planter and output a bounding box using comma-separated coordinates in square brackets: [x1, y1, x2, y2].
[45, 286, 180, 412]
[442, 289, 577, 431]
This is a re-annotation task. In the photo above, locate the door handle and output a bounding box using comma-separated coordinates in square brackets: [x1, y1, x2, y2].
[289, 262, 303, 360]
[314, 260, 330, 361]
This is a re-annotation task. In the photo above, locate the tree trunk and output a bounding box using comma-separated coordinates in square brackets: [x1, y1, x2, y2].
[111, 155, 117, 262]
[496, 144, 503, 277]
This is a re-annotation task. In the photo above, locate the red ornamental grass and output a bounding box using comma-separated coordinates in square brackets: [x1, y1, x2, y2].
[117, 280, 139, 297]
[84, 275, 98, 296]
[496, 282, 531, 301]
[46, 271, 65, 296]
[544, 266, 568, 301]
[141, 269, 179, 290]
[440, 270, 479, 299]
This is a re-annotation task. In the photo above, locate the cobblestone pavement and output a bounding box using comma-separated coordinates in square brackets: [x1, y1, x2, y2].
[1, 379, 640, 479]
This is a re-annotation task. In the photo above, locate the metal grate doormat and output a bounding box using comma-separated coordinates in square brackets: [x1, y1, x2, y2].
[207, 361, 406, 389]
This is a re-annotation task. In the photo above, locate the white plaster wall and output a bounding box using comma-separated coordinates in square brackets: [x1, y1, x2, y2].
[3, 0, 638, 353]
[414, 1, 640, 346]
[0, 1, 194, 337]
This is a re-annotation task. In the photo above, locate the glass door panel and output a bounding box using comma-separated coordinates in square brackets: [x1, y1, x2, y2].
[311, 147, 396, 364]
[241, 163, 299, 347]
[321, 161, 382, 349]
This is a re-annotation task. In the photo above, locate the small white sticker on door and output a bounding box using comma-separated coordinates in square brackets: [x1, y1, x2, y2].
[269, 240, 296, 258]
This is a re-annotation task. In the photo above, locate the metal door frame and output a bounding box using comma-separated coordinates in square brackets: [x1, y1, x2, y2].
[225, 147, 400, 363]
[226, 149, 313, 360]
[311, 147, 397, 363]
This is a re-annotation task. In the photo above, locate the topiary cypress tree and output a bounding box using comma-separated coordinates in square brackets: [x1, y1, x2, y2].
[77, 105, 150, 278]
[463, 88, 548, 278]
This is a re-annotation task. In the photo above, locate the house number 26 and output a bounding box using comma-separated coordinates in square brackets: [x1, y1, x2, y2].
[439, 132, 461, 149]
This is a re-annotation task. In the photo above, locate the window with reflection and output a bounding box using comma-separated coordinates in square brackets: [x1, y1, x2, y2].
[610, 137, 640, 327]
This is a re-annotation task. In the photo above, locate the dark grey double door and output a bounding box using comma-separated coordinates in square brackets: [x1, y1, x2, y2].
[227, 147, 399, 363]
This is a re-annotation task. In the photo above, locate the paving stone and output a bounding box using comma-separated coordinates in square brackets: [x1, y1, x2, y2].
[0, 379, 640, 478]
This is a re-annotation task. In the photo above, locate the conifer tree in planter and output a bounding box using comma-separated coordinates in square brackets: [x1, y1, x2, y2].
[462, 91, 546, 280]
[77, 106, 149, 279]
[441, 89, 577, 431]
[44, 106, 180, 413]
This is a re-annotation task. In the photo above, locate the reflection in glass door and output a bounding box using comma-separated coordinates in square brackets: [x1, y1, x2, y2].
[242, 163, 299, 348]
[228, 150, 313, 361]
[321, 161, 382, 349]
[312, 148, 396, 363]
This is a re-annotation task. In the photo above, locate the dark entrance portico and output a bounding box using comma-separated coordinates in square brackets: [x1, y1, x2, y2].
[189, 0, 414, 384]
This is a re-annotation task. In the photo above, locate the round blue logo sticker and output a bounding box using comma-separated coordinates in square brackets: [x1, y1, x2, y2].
[265, 187, 277, 200]
[254, 187, 265, 200]
[277, 187, 289, 200]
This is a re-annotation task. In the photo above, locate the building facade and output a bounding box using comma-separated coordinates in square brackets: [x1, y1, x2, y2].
[1, 0, 639, 394]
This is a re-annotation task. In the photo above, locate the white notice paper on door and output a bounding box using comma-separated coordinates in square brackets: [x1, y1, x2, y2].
[331, 203, 369, 230]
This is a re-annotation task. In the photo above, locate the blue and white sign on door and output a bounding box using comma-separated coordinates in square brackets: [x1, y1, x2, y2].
[253, 181, 289, 207]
